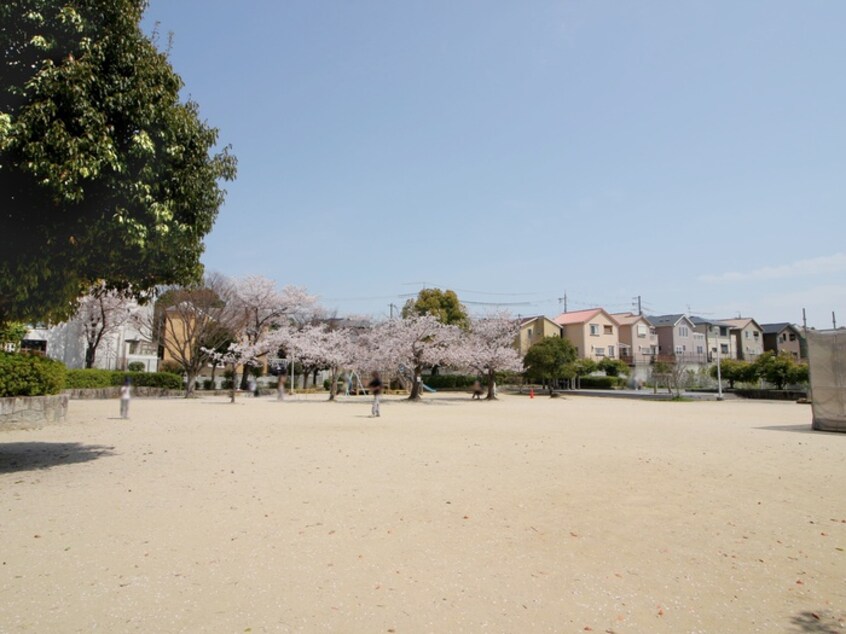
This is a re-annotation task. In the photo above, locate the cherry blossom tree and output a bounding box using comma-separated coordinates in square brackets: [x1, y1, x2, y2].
[453, 312, 523, 399]
[74, 282, 136, 368]
[230, 276, 319, 389]
[366, 315, 462, 401]
[278, 324, 357, 400]
[202, 338, 264, 403]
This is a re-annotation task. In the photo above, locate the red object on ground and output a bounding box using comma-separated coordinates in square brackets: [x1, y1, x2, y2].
[530, 388, 534, 399]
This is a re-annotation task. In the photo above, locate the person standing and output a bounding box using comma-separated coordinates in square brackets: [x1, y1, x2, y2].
[119, 376, 131, 419]
[277, 371, 287, 401]
[368, 371, 383, 417]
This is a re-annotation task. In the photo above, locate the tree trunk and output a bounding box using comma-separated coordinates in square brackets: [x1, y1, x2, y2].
[408, 366, 423, 401]
[185, 371, 197, 398]
[229, 363, 238, 403]
[85, 344, 96, 369]
[328, 368, 337, 401]
[485, 368, 497, 400]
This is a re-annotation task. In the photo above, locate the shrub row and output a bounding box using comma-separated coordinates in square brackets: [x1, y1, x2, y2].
[0, 352, 67, 397]
[65, 369, 182, 390]
[578, 375, 626, 390]
[422, 374, 478, 389]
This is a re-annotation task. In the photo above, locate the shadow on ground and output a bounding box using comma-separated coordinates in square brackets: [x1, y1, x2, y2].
[755, 424, 845, 435]
[789, 611, 846, 633]
[0, 442, 114, 474]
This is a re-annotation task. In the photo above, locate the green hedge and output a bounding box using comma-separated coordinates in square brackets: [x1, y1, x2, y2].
[423, 374, 477, 389]
[65, 369, 182, 390]
[578, 375, 625, 390]
[0, 352, 67, 397]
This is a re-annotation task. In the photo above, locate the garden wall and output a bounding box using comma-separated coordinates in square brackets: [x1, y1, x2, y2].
[0, 394, 69, 430]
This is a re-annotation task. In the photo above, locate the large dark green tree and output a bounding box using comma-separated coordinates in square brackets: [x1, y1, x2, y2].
[523, 336, 578, 395]
[0, 0, 236, 325]
[401, 288, 469, 329]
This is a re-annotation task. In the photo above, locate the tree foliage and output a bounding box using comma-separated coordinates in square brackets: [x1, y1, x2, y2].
[401, 288, 469, 329]
[0, 0, 236, 325]
[597, 357, 628, 378]
[709, 359, 755, 389]
[451, 312, 523, 399]
[523, 336, 578, 394]
[753, 351, 808, 389]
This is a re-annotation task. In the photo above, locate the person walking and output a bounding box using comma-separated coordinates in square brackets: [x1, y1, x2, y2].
[119, 376, 131, 419]
[368, 371, 383, 417]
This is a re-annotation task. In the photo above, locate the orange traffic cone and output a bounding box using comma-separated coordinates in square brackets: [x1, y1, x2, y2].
[530, 388, 534, 399]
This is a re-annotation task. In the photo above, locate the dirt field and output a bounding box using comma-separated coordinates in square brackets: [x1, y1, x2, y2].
[0, 393, 843, 633]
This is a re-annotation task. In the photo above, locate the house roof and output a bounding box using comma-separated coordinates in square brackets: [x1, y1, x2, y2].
[520, 315, 558, 327]
[554, 308, 608, 326]
[760, 322, 800, 335]
[690, 316, 737, 328]
[610, 312, 652, 327]
[646, 314, 688, 327]
[721, 317, 763, 331]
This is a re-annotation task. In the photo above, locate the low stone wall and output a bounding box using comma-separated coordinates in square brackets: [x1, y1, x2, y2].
[734, 389, 808, 401]
[64, 387, 184, 399]
[0, 394, 69, 430]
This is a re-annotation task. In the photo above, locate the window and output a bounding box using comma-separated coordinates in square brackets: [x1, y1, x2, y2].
[753, 331, 759, 339]
[679, 326, 689, 337]
[789, 333, 797, 341]
[590, 324, 599, 336]
[527, 328, 533, 339]
[720, 344, 729, 354]
[595, 347, 605, 357]
[696, 345, 704, 354]
[675, 345, 684, 355]
[608, 345, 615, 358]
[745, 331, 750, 339]
[603, 325, 613, 335]
[637, 324, 647, 338]
[780, 334, 786, 342]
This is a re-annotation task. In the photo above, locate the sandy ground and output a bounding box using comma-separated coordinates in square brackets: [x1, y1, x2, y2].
[0, 393, 844, 633]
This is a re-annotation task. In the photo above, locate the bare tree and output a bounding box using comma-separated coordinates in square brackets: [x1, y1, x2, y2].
[143, 273, 240, 397]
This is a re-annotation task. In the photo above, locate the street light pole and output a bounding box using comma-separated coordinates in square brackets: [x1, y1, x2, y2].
[714, 325, 723, 401]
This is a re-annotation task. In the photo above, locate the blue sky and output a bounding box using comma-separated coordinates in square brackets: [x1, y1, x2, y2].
[142, 1, 845, 328]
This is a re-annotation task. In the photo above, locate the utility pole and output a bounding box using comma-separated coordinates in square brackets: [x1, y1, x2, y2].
[802, 308, 807, 332]
[558, 292, 567, 313]
[633, 295, 642, 315]
[389, 303, 398, 319]
[833, 311, 838, 329]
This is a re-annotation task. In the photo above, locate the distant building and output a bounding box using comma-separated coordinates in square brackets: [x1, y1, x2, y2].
[554, 308, 620, 361]
[721, 318, 765, 361]
[761, 323, 805, 360]
[517, 316, 562, 356]
[690, 316, 738, 362]
[646, 314, 708, 365]
[610, 312, 658, 366]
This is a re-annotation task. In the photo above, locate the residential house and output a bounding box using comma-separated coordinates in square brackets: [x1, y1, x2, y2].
[722, 318, 765, 361]
[610, 312, 658, 365]
[553, 308, 620, 361]
[517, 316, 561, 356]
[690, 316, 738, 362]
[647, 314, 708, 365]
[23, 304, 158, 371]
[761, 323, 805, 360]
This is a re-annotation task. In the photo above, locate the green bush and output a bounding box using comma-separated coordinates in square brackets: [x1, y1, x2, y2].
[0, 352, 67, 397]
[578, 375, 625, 389]
[203, 379, 215, 390]
[127, 361, 146, 372]
[65, 369, 182, 390]
[423, 374, 477, 389]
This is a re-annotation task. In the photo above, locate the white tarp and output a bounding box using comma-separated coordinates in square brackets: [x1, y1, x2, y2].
[808, 329, 846, 432]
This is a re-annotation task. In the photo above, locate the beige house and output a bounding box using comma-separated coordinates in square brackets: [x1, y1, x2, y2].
[722, 317, 765, 361]
[611, 312, 658, 365]
[517, 316, 561, 356]
[554, 308, 620, 361]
